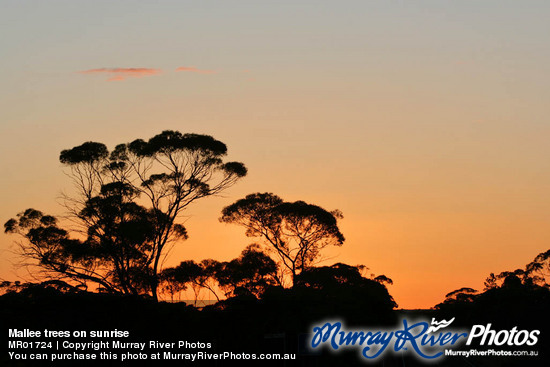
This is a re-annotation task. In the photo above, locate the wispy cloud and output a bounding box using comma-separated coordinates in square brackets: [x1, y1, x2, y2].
[175, 66, 216, 74]
[79, 68, 161, 81]
[78, 66, 217, 81]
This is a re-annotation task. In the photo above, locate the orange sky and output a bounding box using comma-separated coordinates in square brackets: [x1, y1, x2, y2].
[1, 2, 550, 308]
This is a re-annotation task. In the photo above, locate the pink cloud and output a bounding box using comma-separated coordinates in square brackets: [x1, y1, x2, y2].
[79, 68, 161, 81]
[175, 66, 216, 74]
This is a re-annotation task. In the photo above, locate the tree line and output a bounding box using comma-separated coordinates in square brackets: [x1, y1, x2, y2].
[4, 130, 389, 304]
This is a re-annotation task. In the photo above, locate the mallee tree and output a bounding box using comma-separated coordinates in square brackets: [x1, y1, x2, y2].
[220, 192, 345, 285]
[4, 130, 247, 300]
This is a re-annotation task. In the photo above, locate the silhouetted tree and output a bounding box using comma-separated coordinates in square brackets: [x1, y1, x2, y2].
[483, 272, 499, 290]
[434, 287, 479, 310]
[220, 193, 344, 285]
[6, 194, 164, 295]
[215, 244, 278, 298]
[373, 275, 393, 286]
[161, 245, 278, 302]
[4, 209, 126, 293]
[436, 249, 550, 313]
[160, 259, 221, 304]
[0, 280, 27, 295]
[483, 248, 550, 290]
[525, 249, 550, 286]
[5, 131, 246, 300]
[445, 287, 478, 299]
[0, 280, 83, 296]
[294, 263, 398, 313]
[353, 264, 394, 285]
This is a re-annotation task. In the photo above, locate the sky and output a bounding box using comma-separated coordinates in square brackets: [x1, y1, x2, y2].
[1, 1, 550, 308]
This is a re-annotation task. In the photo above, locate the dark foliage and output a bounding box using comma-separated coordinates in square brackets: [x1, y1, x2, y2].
[5, 131, 246, 300]
[220, 193, 344, 284]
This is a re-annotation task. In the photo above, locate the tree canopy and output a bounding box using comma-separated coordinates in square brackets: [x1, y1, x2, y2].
[160, 244, 278, 303]
[5, 130, 246, 300]
[435, 248, 550, 311]
[220, 192, 344, 285]
[484, 248, 550, 291]
[214, 244, 278, 298]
